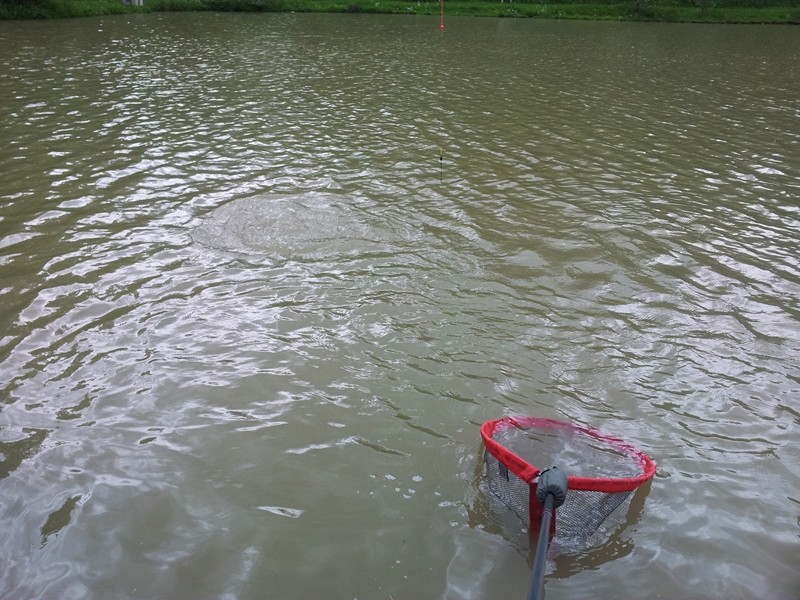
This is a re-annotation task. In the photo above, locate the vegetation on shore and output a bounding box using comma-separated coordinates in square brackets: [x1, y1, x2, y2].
[1, 0, 798, 23]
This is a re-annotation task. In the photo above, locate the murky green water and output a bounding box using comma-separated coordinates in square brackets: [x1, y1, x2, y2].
[1, 13, 798, 600]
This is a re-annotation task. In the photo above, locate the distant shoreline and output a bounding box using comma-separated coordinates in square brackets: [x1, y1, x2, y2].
[1, 0, 798, 23]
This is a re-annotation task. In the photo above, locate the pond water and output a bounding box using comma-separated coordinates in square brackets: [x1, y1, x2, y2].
[0, 12, 798, 600]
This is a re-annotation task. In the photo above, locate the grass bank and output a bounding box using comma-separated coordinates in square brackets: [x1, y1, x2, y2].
[1, 0, 798, 22]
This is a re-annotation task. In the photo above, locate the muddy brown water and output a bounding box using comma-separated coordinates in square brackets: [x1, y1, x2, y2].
[1, 13, 798, 599]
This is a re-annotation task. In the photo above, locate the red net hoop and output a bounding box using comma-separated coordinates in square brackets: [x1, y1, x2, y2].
[481, 416, 656, 551]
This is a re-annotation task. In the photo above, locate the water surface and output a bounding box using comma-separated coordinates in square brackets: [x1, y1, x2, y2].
[0, 13, 798, 600]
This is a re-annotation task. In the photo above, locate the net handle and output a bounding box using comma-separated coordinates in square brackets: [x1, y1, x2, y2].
[527, 467, 569, 600]
[480, 416, 656, 492]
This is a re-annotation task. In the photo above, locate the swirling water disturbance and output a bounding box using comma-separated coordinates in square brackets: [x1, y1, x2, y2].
[0, 14, 798, 600]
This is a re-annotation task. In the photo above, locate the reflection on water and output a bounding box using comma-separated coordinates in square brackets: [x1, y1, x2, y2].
[0, 13, 799, 600]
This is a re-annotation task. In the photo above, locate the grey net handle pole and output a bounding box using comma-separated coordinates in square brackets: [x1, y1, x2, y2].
[526, 467, 568, 600]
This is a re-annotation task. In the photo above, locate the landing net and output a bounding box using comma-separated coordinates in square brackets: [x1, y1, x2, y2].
[481, 416, 655, 551]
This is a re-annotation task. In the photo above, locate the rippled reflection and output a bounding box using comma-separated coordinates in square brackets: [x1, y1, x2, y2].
[1, 13, 798, 600]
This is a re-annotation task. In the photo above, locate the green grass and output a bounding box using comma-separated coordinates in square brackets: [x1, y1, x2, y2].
[1, 0, 798, 22]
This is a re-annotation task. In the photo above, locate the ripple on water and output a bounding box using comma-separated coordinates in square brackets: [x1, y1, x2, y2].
[191, 192, 386, 258]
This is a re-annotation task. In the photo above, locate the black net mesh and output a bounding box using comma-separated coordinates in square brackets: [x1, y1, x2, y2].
[484, 449, 532, 526]
[549, 489, 632, 553]
[490, 423, 644, 479]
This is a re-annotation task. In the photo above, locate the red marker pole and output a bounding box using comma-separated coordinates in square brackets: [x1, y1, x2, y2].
[439, 0, 444, 30]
